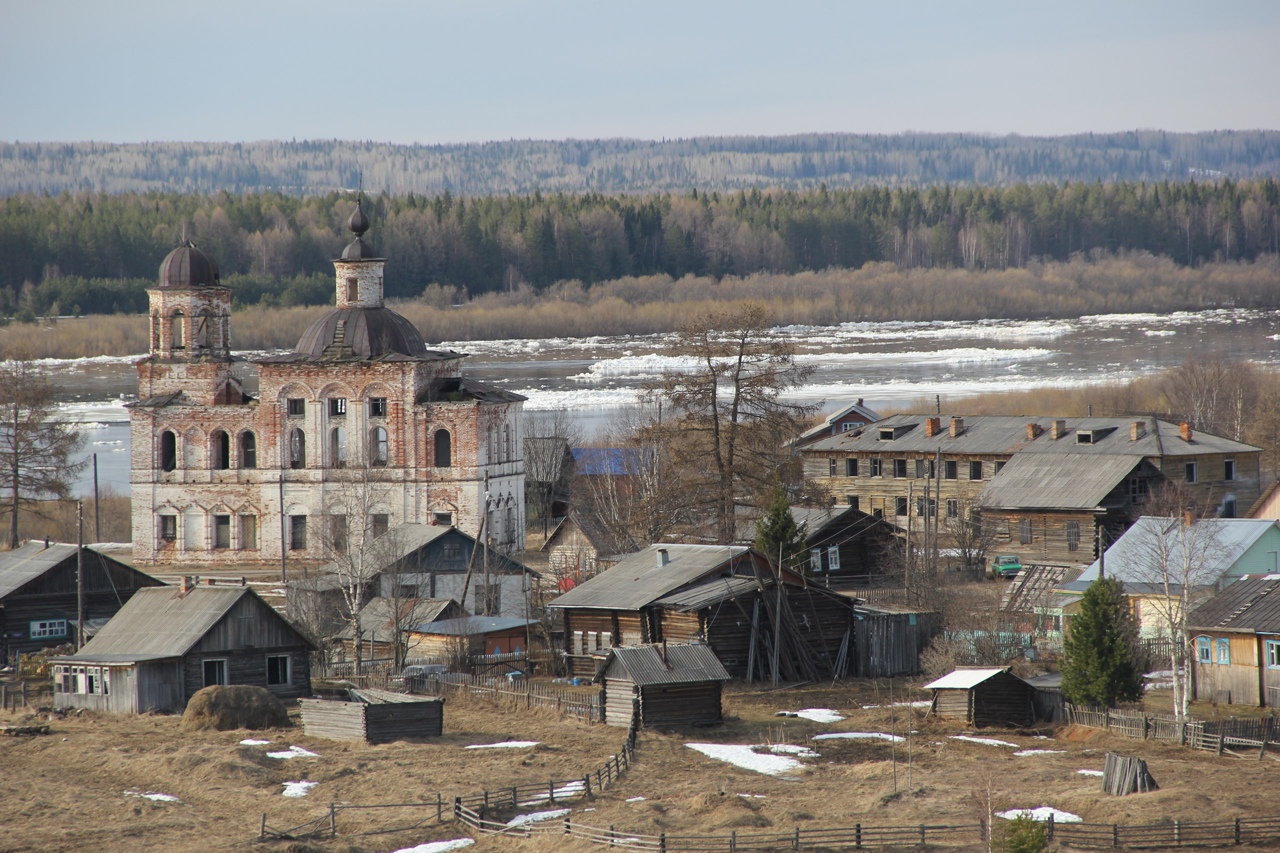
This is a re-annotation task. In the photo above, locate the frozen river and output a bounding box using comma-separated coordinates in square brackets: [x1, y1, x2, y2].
[51, 308, 1280, 497]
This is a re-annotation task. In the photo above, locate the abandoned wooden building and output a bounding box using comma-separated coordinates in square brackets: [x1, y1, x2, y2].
[923, 666, 1036, 727]
[0, 542, 163, 663]
[849, 603, 939, 677]
[542, 510, 632, 591]
[740, 504, 896, 587]
[599, 643, 730, 728]
[1187, 576, 1280, 707]
[300, 688, 443, 743]
[337, 596, 464, 664]
[53, 581, 315, 714]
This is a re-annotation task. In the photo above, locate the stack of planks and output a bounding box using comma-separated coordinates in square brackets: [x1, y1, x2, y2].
[299, 690, 443, 744]
[1102, 752, 1159, 796]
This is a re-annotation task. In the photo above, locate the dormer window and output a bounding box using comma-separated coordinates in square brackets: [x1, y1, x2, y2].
[879, 428, 895, 440]
[1076, 432, 1093, 444]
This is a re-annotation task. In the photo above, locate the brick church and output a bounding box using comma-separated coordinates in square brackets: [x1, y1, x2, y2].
[129, 200, 526, 566]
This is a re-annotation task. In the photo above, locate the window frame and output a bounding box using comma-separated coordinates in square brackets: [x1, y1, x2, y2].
[1266, 639, 1280, 669]
[160, 430, 178, 472]
[213, 514, 231, 549]
[370, 426, 389, 467]
[239, 514, 258, 550]
[289, 515, 307, 551]
[266, 654, 291, 687]
[328, 397, 347, 418]
[240, 431, 257, 469]
[943, 460, 958, 480]
[1018, 517, 1033, 545]
[969, 460, 983, 480]
[946, 498, 959, 519]
[289, 427, 306, 469]
[1225, 458, 1237, 481]
[869, 458, 883, 477]
[1197, 636, 1212, 663]
[894, 496, 908, 516]
[159, 514, 178, 542]
[30, 618, 69, 640]
[828, 458, 837, 477]
[369, 397, 388, 417]
[212, 429, 230, 471]
[286, 398, 305, 418]
[202, 658, 228, 687]
[1066, 520, 1081, 552]
[1185, 461, 1198, 484]
[845, 458, 858, 477]
[893, 458, 908, 478]
[1216, 637, 1231, 665]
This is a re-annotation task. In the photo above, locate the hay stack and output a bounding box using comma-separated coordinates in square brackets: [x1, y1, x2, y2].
[181, 685, 290, 731]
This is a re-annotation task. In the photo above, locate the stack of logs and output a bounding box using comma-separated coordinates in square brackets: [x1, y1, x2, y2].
[1102, 752, 1159, 796]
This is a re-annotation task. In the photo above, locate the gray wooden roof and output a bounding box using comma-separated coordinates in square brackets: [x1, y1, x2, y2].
[0, 542, 150, 599]
[340, 597, 461, 641]
[1187, 577, 1280, 633]
[653, 576, 766, 611]
[407, 615, 536, 636]
[549, 544, 754, 611]
[980, 453, 1145, 510]
[315, 523, 539, 579]
[602, 643, 730, 685]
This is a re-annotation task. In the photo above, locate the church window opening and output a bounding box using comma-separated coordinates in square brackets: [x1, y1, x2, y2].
[371, 513, 389, 539]
[195, 312, 210, 349]
[370, 426, 388, 466]
[287, 398, 305, 418]
[434, 512, 453, 526]
[434, 430, 452, 467]
[502, 424, 511, 461]
[329, 427, 347, 468]
[171, 311, 185, 349]
[160, 431, 177, 472]
[328, 514, 348, 554]
[328, 398, 347, 417]
[212, 430, 230, 470]
[159, 515, 177, 542]
[345, 277, 358, 303]
[289, 515, 307, 550]
[369, 397, 387, 417]
[240, 432, 257, 469]
[289, 428, 306, 469]
[240, 515, 257, 550]
[213, 515, 231, 549]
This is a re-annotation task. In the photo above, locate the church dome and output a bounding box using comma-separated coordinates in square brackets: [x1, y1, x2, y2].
[158, 241, 220, 288]
[294, 306, 429, 360]
[339, 196, 381, 260]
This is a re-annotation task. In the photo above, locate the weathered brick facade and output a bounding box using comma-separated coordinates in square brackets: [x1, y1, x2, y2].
[130, 207, 525, 567]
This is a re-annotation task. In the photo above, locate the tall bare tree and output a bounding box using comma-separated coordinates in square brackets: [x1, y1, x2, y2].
[523, 409, 580, 538]
[0, 352, 86, 548]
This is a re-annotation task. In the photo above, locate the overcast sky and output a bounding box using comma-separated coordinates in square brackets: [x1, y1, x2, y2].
[4, 0, 1277, 144]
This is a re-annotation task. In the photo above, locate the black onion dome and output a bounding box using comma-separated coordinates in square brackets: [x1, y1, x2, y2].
[294, 307, 429, 360]
[158, 241, 220, 288]
[348, 202, 370, 236]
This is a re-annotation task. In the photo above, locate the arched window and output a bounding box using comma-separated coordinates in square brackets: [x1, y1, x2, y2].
[502, 424, 511, 461]
[434, 430, 452, 468]
[370, 426, 388, 467]
[330, 427, 347, 469]
[195, 311, 210, 349]
[160, 430, 177, 472]
[239, 432, 257, 469]
[289, 428, 306, 469]
[171, 310, 185, 349]
[211, 430, 230, 470]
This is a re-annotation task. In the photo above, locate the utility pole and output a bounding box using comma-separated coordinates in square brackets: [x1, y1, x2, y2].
[92, 452, 100, 542]
[279, 475, 287, 584]
[76, 501, 84, 650]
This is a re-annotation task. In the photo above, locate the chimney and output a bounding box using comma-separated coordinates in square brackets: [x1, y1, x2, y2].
[1184, 509, 1194, 528]
[1180, 422, 1193, 442]
[1026, 422, 1043, 440]
[181, 575, 193, 593]
[43, 536, 50, 550]
[925, 416, 941, 438]
[1051, 419, 1067, 440]
[856, 398, 864, 407]
[656, 548, 670, 568]
[1130, 420, 1146, 441]
[949, 417, 964, 438]
[661, 640, 669, 665]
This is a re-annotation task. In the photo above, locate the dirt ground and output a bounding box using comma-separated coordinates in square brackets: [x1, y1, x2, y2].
[4, 679, 1277, 853]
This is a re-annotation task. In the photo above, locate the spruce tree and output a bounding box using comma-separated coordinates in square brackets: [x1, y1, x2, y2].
[1061, 577, 1144, 707]
[755, 483, 806, 571]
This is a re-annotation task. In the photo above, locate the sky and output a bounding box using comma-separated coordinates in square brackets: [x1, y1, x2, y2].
[4, 0, 1278, 144]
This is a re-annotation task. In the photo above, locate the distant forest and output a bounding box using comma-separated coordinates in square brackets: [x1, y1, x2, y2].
[0, 178, 1277, 317]
[4, 131, 1280, 197]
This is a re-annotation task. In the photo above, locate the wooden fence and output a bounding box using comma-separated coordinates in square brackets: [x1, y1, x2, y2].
[414, 673, 604, 724]
[1065, 703, 1280, 757]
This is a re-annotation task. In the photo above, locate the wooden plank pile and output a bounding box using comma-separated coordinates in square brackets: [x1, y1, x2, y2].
[1102, 752, 1158, 796]
[299, 692, 443, 744]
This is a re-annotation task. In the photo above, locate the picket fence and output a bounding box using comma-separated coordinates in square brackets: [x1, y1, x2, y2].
[1064, 702, 1280, 757]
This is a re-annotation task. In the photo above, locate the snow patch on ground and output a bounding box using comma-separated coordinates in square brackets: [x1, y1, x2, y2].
[777, 708, 845, 723]
[465, 740, 540, 749]
[861, 700, 931, 709]
[282, 781, 318, 798]
[951, 735, 1019, 748]
[767, 744, 819, 757]
[267, 745, 320, 759]
[506, 808, 570, 827]
[738, 794, 767, 799]
[812, 732, 904, 743]
[125, 790, 180, 803]
[1077, 769, 1105, 777]
[626, 796, 647, 802]
[1014, 749, 1066, 757]
[997, 807, 1083, 823]
[686, 743, 815, 776]
[239, 738, 271, 746]
[384, 839, 475, 853]
[519, 780, 585, 805]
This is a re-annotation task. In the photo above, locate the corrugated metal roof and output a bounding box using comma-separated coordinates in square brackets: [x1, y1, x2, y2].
[549, 544, 753, 611]
[408, 616, 536, 635]
[654, 576, 767, 611]
[805, 414, 1258, 457]
[58, 586, 249, 661]
[1076, 517, 1280, 588]
[1187, 577, 1280, 632]
[923, 667, 1011, 690]
[603, 643, 730, 685]
[980, 454, 1144, 510]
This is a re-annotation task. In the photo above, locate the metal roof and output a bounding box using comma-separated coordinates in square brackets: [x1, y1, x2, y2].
[339, 597, 460, 641]
[157, 241, 220, 289]
[1076, 517, 1280, 588]
[1187, 577, 1280, 632]
[407, 615, 536, 636]
[804, 414, 1258, 457]
[1001, 564, 1081, 612]
[654, 576, 767, 611]
[416, 376, 526, 405]
[314, 523, 539, 580]
[793, 399, 883, 445]
[923, 667, 1015, 690]
[980, 454, 1145, 510]
[0, 543, 151, 600]
[549, 544, 754, 611]
[602, 643, 730, 685]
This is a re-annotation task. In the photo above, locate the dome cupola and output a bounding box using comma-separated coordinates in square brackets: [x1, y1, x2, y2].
[158, 240, 221, 289]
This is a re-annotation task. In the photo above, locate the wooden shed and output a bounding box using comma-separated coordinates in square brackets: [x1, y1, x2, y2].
[924, 666, 1035, 727]
[599, 643, 730, 729]
[849, 604, 940, 677]
[300, 688, 443, 743]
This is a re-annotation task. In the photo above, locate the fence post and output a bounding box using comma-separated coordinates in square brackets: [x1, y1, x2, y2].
[609, 825, 615, 848]
[1143, 715, 1150, 740]
[1048, 813, 1054, 839]
[660, 832, 667, 853]
[453, 796, 462, 822]
[730, 829, 737, 852]
[565, 815, 571, 835]
[1113, 823, 1119, 848]
[21, 682, 27, 708]
[1235, 817, 1241, 844]
[1105, 708, 1111, 730]
[330, 802, 337, 837]
[1218, 733, 1226, 756]
[549, 780, 556, 804]
[512, 786, 518, 808]
[584, 775, 592, 798]
[436, 793, 442, 822]
[1174, 820, 1180, 844]
[260, 813, 267, 839]
[793, 826, 800, 849]
[1179, 721, 1187, 747]
[919, 824, 925, 845]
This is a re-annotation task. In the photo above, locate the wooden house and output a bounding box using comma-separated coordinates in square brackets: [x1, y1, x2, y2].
[542, 510, 631, 591]
[1246, 481, 1280, 521]
[740, 504, 896, 587]
[550, 544, 857, 681]
[0, 543, 163, 663]
[791, 399, 883, 448]
[52, 581, 316, 714]
[405, 615, 537, 661]
[1187, 577, 1280, 707]
[337, 597, 464, 663]
[598, 643, 730, 728]
[924, 666, 1036, 727]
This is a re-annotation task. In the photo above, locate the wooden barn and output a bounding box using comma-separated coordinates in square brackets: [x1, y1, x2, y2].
[924, 666, 1036, 727]
[1187, 576, 1280, 707]
[300, 688, 443, 743]
[849, 604, 940, 677]
[338, 597, 464, 664]
[405, 615, 537, 661]
[0, 542, 162, 663]
[599, 643, 730, 728]
[52, 580, 315, 714]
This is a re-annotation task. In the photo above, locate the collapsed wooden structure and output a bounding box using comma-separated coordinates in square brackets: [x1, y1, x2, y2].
[1102, 752, 1159, 796]
[299, 687, 443, 743]
[599, 643, 730, 728]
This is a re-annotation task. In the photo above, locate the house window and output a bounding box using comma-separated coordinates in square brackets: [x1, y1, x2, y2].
[202, 659, 227, 687]
[893, 459, 907, 478]
[944, 461, 958, 480]
[810, 548, 823, 572]
[30, 619, 68, 640]
[870, 458, 883, 477]
[289, 428, 306, 468]
[1267, 640, 1280, 669]
[946, 499, 959, 519]
[287, 398, 305, 417]
[171, 310, 185, 349]
[1223, 498, 1238, 519]
[328, 514, 348, 554]
[290, 515, 307, 551]
[160, 430, 177, 472]
[994, 460, 1006, 474]
[1076, 432, 1093, 445]
[434, 430, 452, 468]
[915, 459, 927, 478]
[213, 514, 231, 549]
[1197, 636, 1212, 663]
[266, 654, 291, 686]
[1217, 637, 1231, 665]
[827, 545, 840, 572]
[370, 427, 389, 466]
[503, 424, 512, 461]
[1066, 520, 1080, 552]
[916, 498, 936, 517]
[159, 515, 178, 542]
[212, 430, 230, 470]
[1018, 518, 1032, 545]
[846, 495, 859, 510]
[969, 461, 983, 480]
[473, 582, 501, 615]
[240, 432, 257, 469]
[372, 513, 390, 539]
[845, 458, 858, 477]
[329, 427, 347, 468]
[328, 397, 347, 417]
[240, 515, 258, 550]
[828, 458, 837, 477]
[369, 397, 387, 417]
[895, 497, 908, 516]
[1185, 462, 1198, 483]
[1225, 459, 1236, 481]
[442, 542, 462, 561]
[841, 422, 857, 432]
[1128, 477, 1149, 504]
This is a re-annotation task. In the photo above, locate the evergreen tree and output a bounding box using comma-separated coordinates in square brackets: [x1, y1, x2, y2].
[1061, 577, 1143, 707]
[754, 482, 807, 571]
